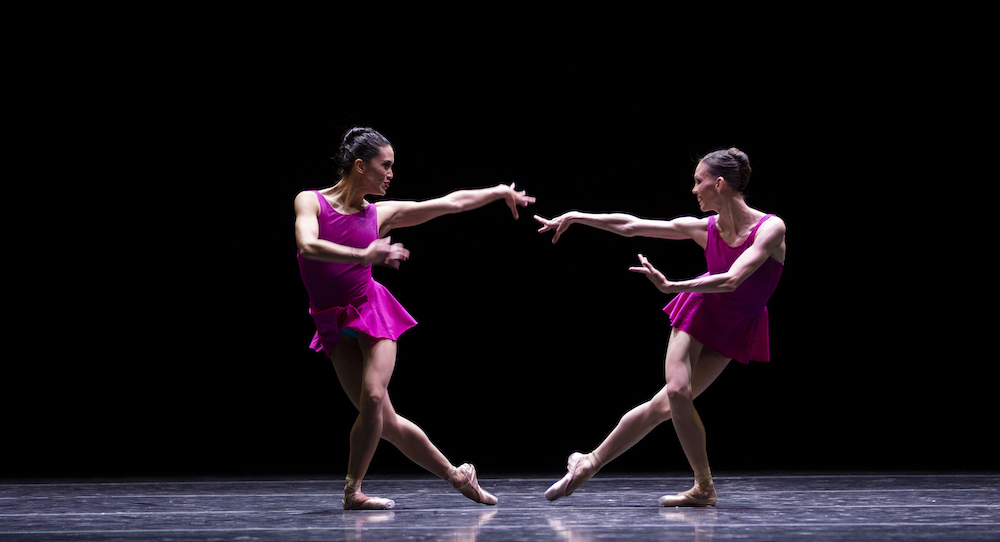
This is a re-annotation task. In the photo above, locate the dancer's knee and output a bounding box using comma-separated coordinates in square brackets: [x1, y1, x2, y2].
[359, 387, 388, 416]
[665, 380, 693, 405]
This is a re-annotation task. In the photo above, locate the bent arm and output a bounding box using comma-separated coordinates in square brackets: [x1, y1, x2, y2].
[536, 211, 708, 245]
[294, 191, 409, 265]
[631, 218, 786, 294]
[376, 183, 533, 235]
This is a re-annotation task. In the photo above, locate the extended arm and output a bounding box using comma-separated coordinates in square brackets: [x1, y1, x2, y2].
[294, 191, 409, 268]
[535, 211, 709, 245]
[630, 217, 786, 294]
[376, 183, 535, 235]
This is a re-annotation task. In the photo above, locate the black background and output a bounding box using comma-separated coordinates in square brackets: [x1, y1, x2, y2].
[5, 6, 994, 480]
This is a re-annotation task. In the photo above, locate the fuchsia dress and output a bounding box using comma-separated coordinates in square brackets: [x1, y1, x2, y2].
[297, 191, 417, 356]
[663, 214, 783, 364]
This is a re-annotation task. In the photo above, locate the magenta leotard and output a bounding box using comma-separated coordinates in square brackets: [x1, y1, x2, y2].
[663, 214, 783, 364]
[297, 191, 417, 355]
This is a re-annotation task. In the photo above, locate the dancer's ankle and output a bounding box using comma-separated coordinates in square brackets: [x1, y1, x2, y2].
[693, 467, 714, 494]
[587, 451, 604, 471]
[345, 475, 362, 494]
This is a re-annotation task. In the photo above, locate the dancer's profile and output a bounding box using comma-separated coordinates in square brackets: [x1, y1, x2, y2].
[535, 147, 786, 507]
[294, 127, 535, 509]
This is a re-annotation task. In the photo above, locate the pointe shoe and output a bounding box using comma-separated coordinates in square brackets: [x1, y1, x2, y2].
[545, 452, 600, 501]
[447, 463, 498, 505]
[658, 486, 717, 507]
[343, 479, 395, 510]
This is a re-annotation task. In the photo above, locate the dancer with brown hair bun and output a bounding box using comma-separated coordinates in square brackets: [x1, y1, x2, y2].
[535, 147, 786, 507]
[295, 127, 534, 509]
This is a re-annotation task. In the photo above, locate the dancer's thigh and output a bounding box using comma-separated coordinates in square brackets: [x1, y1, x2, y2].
[357, 334, 396, 402]
[691, 349, 730, 398]
[331, 336, 364, 410]
[663, 329, 703, 396]
[331, 334, 397, 409]
[662, 329, 730, 398]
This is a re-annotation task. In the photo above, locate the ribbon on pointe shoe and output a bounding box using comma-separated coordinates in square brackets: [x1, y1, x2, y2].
[544, 452, 600, 501]
[448, 463, 498, 505]
[343, 477, 395, 510]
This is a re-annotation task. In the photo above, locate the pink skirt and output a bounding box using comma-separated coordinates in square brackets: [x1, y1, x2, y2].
[663, 290, 770, 364]
[307, 280, 417, 356]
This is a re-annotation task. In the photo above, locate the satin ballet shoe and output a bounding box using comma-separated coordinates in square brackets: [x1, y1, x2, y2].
[658, 486, 717, 507]
[343, 491, 395, 510]
[343, 478, 395, 510]
[447, 463, 498, 505]
[545, 452, 600, 501]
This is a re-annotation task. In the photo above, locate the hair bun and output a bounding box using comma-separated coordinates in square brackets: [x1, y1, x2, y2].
[728, 147, 751, 188]
[332, 127, 391, 177]
[727, 147, 748, 165]
[701, 147, 752, 192]
[342, 127, 371, 145]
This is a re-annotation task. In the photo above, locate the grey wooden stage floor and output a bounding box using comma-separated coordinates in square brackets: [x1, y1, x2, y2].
[2, 473, 998, 541]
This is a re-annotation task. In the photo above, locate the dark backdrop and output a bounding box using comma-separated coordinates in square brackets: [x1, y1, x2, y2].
[6, 7, 993, 480]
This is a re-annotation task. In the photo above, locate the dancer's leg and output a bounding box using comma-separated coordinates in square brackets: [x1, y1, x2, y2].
[660, 328, 727, 506]
[350, 334, 396, 482]
[591, 388, 671, 468]
[546, 331, 730, 501]
[664, 329, 708, 475]
[374, 373, 497, 504]
[332, 335, 496, 505]
[379, 397, 453, 479]
[331, 334, 396, 509]
[593, 341, 730, 466]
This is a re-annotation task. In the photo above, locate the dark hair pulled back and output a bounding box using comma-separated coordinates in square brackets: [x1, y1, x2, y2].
[333, 127, 391, 177]
[701, 147, 752, 192]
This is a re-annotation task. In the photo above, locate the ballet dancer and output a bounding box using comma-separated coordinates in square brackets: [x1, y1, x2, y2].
[295, 127, 535, 509]
[535, 147, 786, 507]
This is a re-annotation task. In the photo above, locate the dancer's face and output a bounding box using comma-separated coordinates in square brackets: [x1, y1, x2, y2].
[360, 145, 394, 196]
[692, 161, 722, 212]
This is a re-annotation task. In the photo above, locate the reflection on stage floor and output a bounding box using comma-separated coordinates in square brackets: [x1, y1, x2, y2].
[2, 473, 998, 541]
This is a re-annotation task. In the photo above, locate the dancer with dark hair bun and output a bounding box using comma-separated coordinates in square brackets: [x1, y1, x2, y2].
[535, 148, 786, 507]
[295, 127, 535, 509]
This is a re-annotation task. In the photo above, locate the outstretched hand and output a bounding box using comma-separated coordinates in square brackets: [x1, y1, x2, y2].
[366, 236, 410, 269]
[534, 212, 573, 243]
[502, 182, 536, 219]
[628, 253, 671, 293]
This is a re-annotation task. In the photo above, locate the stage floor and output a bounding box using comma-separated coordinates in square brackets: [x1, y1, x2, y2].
[2, 473, 998, 541]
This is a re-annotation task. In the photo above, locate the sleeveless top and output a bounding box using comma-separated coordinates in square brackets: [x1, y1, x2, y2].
[297, 191, 417, 354]
[663, 214, 783, 364]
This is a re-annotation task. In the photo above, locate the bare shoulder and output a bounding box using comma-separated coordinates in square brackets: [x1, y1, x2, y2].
[758, 214, 787, 263]
[760, 214, 787, 236]
[294, 190, 320, 212]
